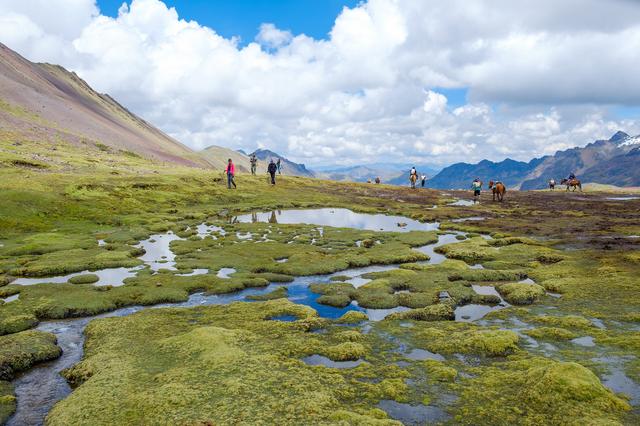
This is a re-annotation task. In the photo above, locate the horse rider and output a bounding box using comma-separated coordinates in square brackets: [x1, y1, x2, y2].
[568, 172, 576, 181]
[409, 167, 418, 188]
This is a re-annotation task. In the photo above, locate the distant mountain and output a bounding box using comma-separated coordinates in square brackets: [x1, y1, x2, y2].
[318, 163, 440, 185]
[251, 149, 315, 177]
[200, 145, 267, 173]
[317, 165, 401, 183]
[427, 158, 545, 189]
[428, 131, 640, 189]
[0, 42, 208, 168]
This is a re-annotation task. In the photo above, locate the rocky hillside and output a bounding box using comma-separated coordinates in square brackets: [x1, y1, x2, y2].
[428, 131, 640, 189]
[0, 42, 208, 169]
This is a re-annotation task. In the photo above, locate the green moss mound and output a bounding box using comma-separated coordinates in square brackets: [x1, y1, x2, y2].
[0, 330, 61, 380]
[68, 274, 100, 285]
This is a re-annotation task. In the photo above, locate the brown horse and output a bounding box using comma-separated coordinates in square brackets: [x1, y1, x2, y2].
[561, 178, 582, 192]
[409, 173, 417, 189]
[489, 180, 506, 202]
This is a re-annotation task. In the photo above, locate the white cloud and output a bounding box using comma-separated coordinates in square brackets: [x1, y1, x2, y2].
[1, 0, 640, 168]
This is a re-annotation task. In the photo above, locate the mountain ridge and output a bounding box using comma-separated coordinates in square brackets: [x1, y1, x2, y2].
[427, 131, 640, 189]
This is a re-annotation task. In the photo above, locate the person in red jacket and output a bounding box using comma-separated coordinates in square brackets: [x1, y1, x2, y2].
[224, 158, 237, 189]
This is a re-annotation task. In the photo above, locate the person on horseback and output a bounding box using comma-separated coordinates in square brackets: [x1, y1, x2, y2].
[409, 167, 418, 188]
[568, 172, 576, 181]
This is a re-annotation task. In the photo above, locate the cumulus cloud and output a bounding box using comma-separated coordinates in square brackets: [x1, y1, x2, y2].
[1, 0, 639, 167]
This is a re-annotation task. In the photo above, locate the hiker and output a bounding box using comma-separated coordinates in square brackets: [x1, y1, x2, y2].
[375, 177, 381, 184]
[224, 158, 236, 189]
[421, 174, 426, 187]
[268, 159, 278, 185]
[250, 154, 257, 175]
[276, 158, 282, 175]
[471, 178, 482, 202]
[549, 179, 556, 190]
[367, 178, 372, 184]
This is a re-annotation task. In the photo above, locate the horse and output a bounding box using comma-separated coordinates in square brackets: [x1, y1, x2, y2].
[488, 180, 506, 202]
[560, 178, 582, 192]
[409, 173, 417, 189]
[549, 179, 556, 190]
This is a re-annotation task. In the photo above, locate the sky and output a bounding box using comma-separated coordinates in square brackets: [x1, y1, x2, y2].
[1, 0, 640, 168]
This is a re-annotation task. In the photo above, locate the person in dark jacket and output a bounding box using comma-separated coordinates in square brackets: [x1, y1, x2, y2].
[276, 158, 282, 174]
[268, 159, 278, 185]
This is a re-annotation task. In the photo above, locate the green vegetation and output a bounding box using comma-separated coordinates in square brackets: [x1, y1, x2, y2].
[1, 140, 639, 424]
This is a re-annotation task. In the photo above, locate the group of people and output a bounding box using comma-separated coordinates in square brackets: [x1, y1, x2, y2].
[224, 156, 283, 189]
[409, 167, 427, 188]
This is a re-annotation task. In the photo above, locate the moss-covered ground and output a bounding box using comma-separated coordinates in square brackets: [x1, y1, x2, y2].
[1, 147, 639, 424]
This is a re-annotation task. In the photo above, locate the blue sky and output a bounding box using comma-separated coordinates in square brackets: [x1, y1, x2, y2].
[97, 0, 360, 44]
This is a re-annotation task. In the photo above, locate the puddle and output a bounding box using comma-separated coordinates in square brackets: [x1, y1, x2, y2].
[377, 400, 449, 425]
[455, 304, 504, 322]
[196, 223, 225, 238]
[12, 266, 144, 287]
[236, 232, 253, 240]
[268, 315, 298, 322]
[571, 336, 596, 347]
[405, 348, 445, 362]
[2, 293, 19, 303]
[176, 269, 209, 277]
[605, 196, 639, 201]
[136, 232, 183, 271]
[451, 216, 486, 223]
[449, 199, 475, 207]
[518, 278, 536, 285]
[216, 268, 237, 279]
[276, 258, 289, 263]
[97, 239, 106, 246]
[230, 208, 439, 232]
[591, 318, 606, 329]
[547, 292, 562, 298]
[302, 355, 364, 369]
[414, 233, 465, 264]
[468, 263, 485, 269]
[471, 285, 501, 297]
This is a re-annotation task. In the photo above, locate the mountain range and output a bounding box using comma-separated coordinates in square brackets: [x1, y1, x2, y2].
[427, 131, 640, 189]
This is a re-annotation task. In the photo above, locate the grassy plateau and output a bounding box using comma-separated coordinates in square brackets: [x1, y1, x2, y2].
[1, 135, 639, 425]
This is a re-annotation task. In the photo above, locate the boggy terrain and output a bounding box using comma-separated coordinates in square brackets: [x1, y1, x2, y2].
[1, 160, 640, 425]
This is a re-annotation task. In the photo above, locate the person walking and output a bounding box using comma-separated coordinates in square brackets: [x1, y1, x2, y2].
[250, 154, 257, 175]
[225, 158, 237, 189]
[471, 178, 482, 203]
[268, 159, 278, 185]
[421, 174, 427, 187]
[276, 158, 282, 175]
